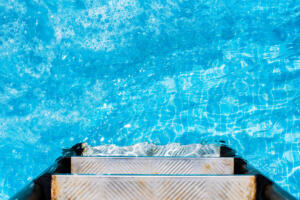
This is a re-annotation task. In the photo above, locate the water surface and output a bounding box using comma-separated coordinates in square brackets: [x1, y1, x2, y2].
[0, 0, 299, 199]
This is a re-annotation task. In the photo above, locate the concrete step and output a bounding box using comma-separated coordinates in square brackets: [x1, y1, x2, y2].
[51, 174, 256, 200]
[71, 157, 234, 175]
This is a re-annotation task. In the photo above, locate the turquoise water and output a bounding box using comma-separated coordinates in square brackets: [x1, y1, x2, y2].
[0, 0, 300, 199]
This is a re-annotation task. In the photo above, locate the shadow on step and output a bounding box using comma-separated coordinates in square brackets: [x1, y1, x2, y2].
[10, 143, 296, 200]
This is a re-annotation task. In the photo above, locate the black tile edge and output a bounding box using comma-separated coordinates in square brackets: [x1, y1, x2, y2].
[10, 143, 85, 200]
[255, 174, 296, 200]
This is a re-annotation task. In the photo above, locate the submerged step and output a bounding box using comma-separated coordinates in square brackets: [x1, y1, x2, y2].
[52, 175, 256, 200]
[71, 157, 234, 175]
[82, 143, 221, 157]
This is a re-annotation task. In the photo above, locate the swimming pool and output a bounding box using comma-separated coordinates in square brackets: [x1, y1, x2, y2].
[0, 0, 299, 199]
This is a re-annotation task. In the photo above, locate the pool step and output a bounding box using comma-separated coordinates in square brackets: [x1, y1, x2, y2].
[49, 144, 257, 199]
[51, 174, 256, 200]
[18, 143, 293, 200]
[82, 143, 221, 157]
[71, 157, 234, 174]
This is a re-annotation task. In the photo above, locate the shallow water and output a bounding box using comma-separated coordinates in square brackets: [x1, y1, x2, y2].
[0, 0, 300, 199]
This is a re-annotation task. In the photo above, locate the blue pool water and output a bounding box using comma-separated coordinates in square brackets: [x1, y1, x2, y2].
[0, 0, 300, 199]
